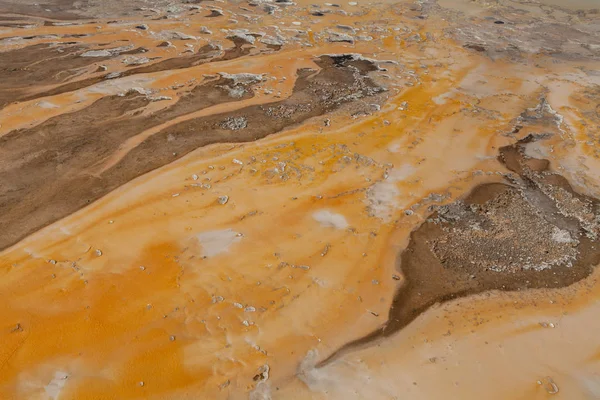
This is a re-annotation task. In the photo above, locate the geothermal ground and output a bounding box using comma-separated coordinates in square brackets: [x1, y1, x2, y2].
[1, 0, 600, 399]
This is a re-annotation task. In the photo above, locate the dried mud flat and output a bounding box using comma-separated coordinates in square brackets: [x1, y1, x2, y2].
[0, 53, 385, 250]
[1, 0, 600, 399]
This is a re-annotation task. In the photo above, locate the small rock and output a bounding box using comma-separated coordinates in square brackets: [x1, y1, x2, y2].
[81, 45, 134, 57]
[122, 56, 150, 65]
[218, 195, 229, 205]
[150, 96, 172, 102]
[207, 9, 223, 17]
[163, 31, 197, 40]
[106, 72, 121, 79]
[253, 364, 270, 382]
[219, 379, 230, 390]
[538, 377, 559, 395]
[220, 116, 248, 130]
[328, 31, 354, 44]
[336, 24, 356, 33]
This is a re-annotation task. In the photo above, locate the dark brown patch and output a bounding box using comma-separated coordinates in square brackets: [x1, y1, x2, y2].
[0, 55, 385, 250]
[120, 43, 219, 74]
[0, 77, 254, 250]
[217, 36, 254, 61]
[0, 0, 83, 20]
[318, 135, 600, 366]
[0, 43, 111, 108]
[3, 42, 254, 107]
[464, 43, 486, 52]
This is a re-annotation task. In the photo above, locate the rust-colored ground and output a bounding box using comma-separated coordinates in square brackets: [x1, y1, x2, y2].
[1, 0, 600, 399]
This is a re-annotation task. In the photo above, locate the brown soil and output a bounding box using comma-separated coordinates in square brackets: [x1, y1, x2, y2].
[0, 43, 111, 108]
[0, 55, 385, 251]
[0, 0, 202, 19]
[0, 38, 261, 108]
[318, 135, 600, 366]
[0, 0, 83, 20]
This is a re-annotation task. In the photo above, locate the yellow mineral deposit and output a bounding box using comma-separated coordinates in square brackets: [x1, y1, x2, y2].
[0, 0, 599, 399]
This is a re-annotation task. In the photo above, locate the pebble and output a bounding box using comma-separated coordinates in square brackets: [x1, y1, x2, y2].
[537, 377, 559, 394]
[218, 195, 229, 205]
[212, 295, 224, 303]
[95, 249, 102, 257]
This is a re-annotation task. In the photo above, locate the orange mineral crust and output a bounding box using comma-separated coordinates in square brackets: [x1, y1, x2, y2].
[1, 0, 600, 399]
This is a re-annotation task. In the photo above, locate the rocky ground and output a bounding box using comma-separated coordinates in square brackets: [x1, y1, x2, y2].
[1, 0, 600, 399]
